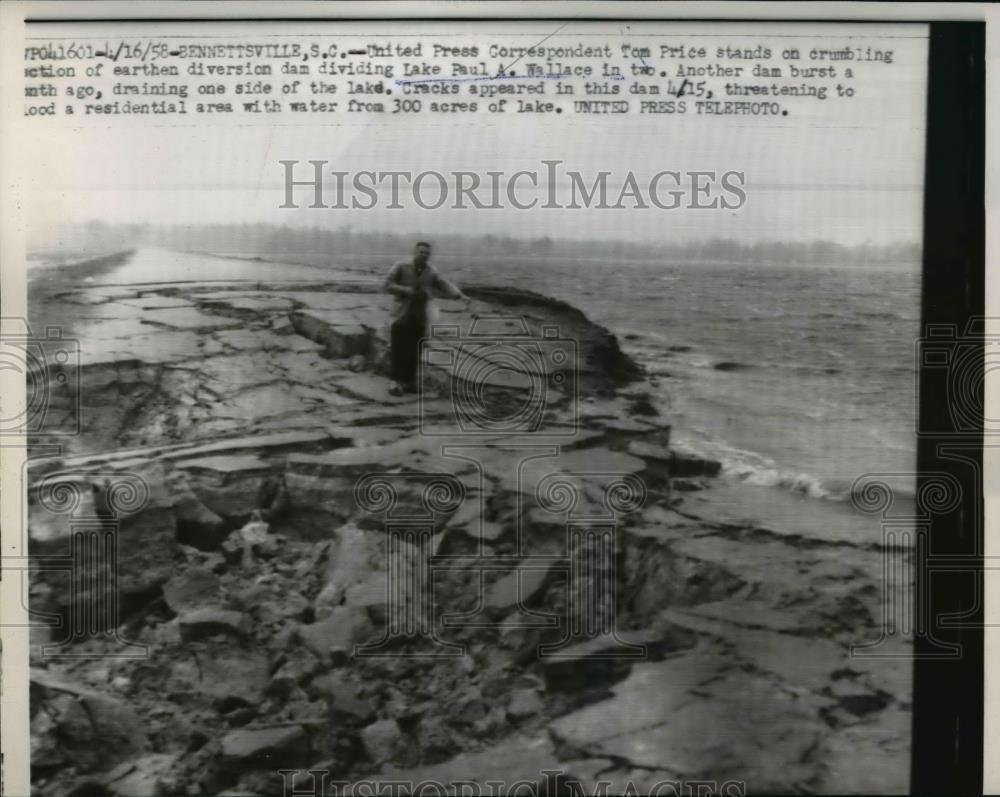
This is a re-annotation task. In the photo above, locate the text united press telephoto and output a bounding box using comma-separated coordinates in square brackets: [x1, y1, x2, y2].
[4, 6, 983, 797]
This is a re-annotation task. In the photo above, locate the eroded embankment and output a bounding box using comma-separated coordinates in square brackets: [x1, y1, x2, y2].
[27, 254, 910, 796]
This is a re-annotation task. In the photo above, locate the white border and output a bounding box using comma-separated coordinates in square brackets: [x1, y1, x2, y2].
[0, 4, 993, 796]
[985, 4, 999, 795]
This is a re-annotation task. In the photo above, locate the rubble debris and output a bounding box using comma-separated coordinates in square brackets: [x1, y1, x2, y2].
[27, 254, 910, 795]
[178, 608, 252, 641]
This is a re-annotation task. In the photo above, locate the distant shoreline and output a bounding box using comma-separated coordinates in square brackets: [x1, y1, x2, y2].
[27, 249, 134, 335]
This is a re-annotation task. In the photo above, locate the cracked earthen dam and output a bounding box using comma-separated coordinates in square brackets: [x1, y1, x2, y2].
[25, 248, 910, 795]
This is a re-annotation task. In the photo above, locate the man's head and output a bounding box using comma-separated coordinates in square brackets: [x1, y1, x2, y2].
[414, 241, 432, 267]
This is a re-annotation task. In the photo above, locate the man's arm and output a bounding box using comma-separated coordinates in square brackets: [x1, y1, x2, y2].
[433, 273, 469, 302]
[384, 262, 414, 298]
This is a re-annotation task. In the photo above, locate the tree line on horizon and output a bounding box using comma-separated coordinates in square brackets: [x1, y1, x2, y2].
[31, 220, 922, 267]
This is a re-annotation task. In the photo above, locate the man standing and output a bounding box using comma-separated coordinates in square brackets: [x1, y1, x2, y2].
[384, 241, 469, 394]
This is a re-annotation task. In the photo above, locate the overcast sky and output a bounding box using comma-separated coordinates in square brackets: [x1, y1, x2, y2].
[23, 21, 928, 246]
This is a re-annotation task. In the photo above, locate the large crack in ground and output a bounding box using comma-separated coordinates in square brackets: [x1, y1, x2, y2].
[26, 251, 912, 796]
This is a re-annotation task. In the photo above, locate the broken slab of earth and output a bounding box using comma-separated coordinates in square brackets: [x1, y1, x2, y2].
[27, 251, 910, 795]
